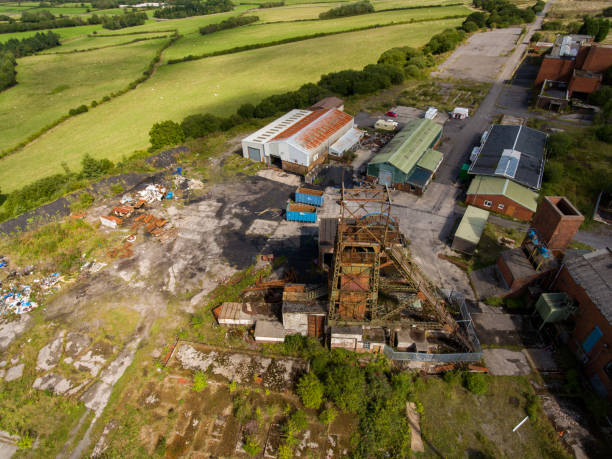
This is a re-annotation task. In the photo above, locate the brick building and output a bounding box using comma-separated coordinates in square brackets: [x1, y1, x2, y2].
[495, 196, 583, 297]
[467, 124, 546, 219]
[552, 248, 612, 400]
[535, 35, 612, 109]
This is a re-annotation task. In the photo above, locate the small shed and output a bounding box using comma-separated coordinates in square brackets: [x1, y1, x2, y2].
[330, 326, 363, 350]
[309, 96, 344, 111]
[282, 300, 326, 337]
[452, 205, 490, 255]
[254, 320, 288, 343]
[329, 127, 363, 156]
[451, 107, 469, 119]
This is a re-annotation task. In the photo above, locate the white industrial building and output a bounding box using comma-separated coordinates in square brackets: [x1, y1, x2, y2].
[241, 108, 361, 175]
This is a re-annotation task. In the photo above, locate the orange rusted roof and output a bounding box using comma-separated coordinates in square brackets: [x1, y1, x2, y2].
[294, 109, 353, 151]
[271, 109, 328, 141]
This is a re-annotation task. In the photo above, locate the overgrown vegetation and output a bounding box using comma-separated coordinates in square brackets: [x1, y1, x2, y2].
[101, 11, 147, 30]
[153, 0, 234, 19]
[319, 0, 374, 20]
[199, 15, 258, 35]
[462, 0, 539, 31]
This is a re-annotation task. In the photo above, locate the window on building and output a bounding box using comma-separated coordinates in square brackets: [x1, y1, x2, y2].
[605, 361, 612, 380]
[483, 200, 492, 207]
[498, 203, 505, 210]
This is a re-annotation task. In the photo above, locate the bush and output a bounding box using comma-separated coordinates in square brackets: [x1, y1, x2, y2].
[243, 434, 261, 457]
[424, 28, 466, 55]
[525, 393, 539, 420]
[544, 162, 564, 184]
[192, 370, 208, 392]
[579, 16, 610, 42]
[595, 124, 612, 143]
[530, 31, 542, 43]
[547, 132, 575, 158]
[101, 11, 147, 30]
[149, 120, 185, 150]
[68, 104, 88, 116]
[181, 113, 222, 139]
[462, 20, 479, 33]
[200, 15, 258, 35]
[319, 0, 373, 19]
[296, 372, 324, 409]
[319, 406, 337, 427]
[154, 0, 234, 19]
[541, 20, 562, 31]
[81, 154, 113, 179]
[464, 372, 488, 395]
[324, 361, 366, 413]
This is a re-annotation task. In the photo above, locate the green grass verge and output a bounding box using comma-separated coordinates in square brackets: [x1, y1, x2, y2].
[0, 18, 462, 192]
[0, 38, 167, 153]
[0, 24, 105, 43]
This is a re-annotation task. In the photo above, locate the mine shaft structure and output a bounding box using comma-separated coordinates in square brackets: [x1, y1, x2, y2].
[327, 184, 473, 350]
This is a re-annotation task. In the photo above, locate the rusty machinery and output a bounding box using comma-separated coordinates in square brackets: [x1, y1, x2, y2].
[327, 183, 473, 350]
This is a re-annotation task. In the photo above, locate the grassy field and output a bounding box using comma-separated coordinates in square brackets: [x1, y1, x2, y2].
[0, 24, 105, 43]
[39, 30, 170, 54]
[0, 38, 167, 153]
[164, 4, 471, 61]
[0, 18, 462, 192]
[416, 376, 570, 458]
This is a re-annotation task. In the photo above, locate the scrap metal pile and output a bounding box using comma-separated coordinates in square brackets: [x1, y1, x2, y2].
[99, 183, 178, 254]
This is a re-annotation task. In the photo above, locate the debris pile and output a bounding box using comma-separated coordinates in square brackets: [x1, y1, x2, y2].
[1, 285, 37, 315]
[136, 184, 167, 204]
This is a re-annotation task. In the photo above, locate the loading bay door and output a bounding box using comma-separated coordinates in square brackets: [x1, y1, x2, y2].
[248, 146, 261, 162]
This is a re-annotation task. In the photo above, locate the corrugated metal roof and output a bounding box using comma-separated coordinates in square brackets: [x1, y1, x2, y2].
[416, 148, 443, 172]
[454, 205, 489, 245]
[467, 176, 539, 212]
[272, 109, 328, 141]
[330, 127, 363, 155]
[565, 248, 612, 323]
[292, 109, 353, 150]
[369, 119, 442, 174]
[468, 124, 547, 190]
[243, 109, 311, 144]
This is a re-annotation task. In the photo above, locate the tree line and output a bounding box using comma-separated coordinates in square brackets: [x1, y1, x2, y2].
[0, 31, 61, 92]
[101, 11, 147, 30]
[319, 0, 374, 20]
[153, 0, 234, 19]
[461, 0, 539, 31]
[534, 16, 610, 44]
[199, 15, 258, 35]
[149, 27, 468, 150]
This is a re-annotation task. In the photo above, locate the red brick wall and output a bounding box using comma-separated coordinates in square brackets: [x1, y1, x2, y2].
[531, 197, 584, 253]
[466, 194, 534, 221]
[553, 267, 612, 400]
[535, 58, 576, 86]
[496, 254, 544, 296]
[569, 75, 601, 95]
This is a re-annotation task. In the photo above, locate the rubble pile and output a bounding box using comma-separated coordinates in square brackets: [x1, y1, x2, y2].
[0, 268, 63, 315]
[99, 183, 178, 246]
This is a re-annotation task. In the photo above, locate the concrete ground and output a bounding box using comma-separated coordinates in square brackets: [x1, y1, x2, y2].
[432, 28, 523, 82]
[482, 348, 531, 376]
[470, 303, 540, 347]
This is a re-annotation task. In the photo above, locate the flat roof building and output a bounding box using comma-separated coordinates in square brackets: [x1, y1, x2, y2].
[452, 205, 490, 255]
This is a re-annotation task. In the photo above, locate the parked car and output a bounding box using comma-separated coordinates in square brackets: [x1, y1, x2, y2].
[385, 110, 398, 118]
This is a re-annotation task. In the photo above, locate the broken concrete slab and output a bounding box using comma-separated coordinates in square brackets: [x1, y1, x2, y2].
[36, 331, 65, 371]
[33, 373, 72, 395]
[246, 219, 279, 237]
[406, 402, 424, 453]
[74, 351, 107, 377]
[0, 315, 31, 351]
[4, 363, 24, 382]
[483, 348, 531, 376]
[64, 333, 92, 358]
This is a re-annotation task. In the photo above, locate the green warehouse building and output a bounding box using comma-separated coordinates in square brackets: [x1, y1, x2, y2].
[367, 118, 443, 195]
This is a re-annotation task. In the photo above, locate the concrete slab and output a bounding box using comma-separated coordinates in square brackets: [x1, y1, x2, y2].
[256, 169, 301, 187]
[406, 402, 424, 453]
[523, 348, 559, 372]
[245, 219, 279, 236]
[483, 348, 531, 376]
[472, 312, 540, 347]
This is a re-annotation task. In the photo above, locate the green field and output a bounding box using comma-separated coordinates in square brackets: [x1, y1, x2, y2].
[0, 18, 462, 191]
[164, 5, 471, 61]
[0, 38, 167, 153]
[0, 24, 105, 43]
[39, 30, 170, 53]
